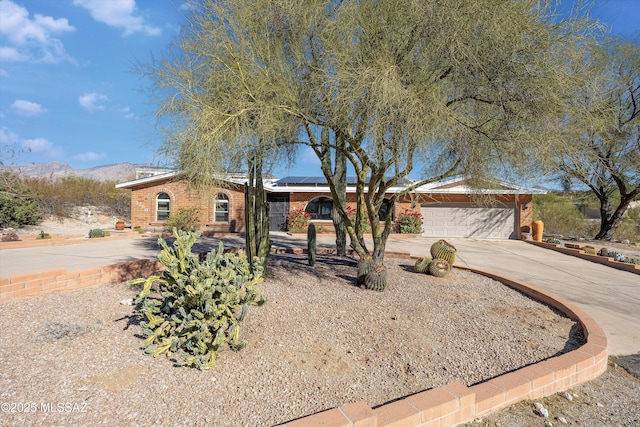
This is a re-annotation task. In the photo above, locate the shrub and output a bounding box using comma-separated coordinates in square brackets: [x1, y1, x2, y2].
[0, 171, 43, 228]
[24, 176, 130, 219]
[286, 208, 311, 233]
[164, 207, 201, 233]
[129, 229, 266, 370]
[134, 226, 144, 233]
[1, 231, 20, 242]
[36, 232, 51, 240]
[89, 228, 106, 238]
[395, 209, 423, 234]
[533, 193, 593, 237]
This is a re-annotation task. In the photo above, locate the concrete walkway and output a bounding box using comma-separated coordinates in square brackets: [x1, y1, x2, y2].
[1, 233, 638, 356]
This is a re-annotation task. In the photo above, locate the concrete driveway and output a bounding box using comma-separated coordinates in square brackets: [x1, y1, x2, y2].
[1, 233, 638, 355]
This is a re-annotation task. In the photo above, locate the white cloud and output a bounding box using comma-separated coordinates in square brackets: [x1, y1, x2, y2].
[0, 0, 76, 63]
[78, 92, 109, 111]
[72, 0, 161, 36]
[116, 106, 135, 119]
[21, 137, 64, 158]
[0, 68, 9, 77]
[0, 126, 20, 145]
[73, 151, 107, 162]
[11, 99, 47, 116]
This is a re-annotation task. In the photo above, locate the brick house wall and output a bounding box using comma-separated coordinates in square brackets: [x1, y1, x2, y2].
[128, 177, 246, 233]
[290, 192, 533, 237]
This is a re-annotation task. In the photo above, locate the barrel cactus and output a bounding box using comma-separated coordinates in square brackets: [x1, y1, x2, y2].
[365, 261, 387, 291]
[357, 254, 373, 286]
[583, 245, 597, 255]
[428, 258, 451, 278]
[430, 240, 457, 266]
[414, 257, 431, 274]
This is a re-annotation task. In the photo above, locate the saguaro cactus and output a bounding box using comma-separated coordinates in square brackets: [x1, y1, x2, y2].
[307, 223, 316, 266]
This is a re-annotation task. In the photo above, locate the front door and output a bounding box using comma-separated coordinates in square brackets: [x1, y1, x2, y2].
[267, 194, 290, 231]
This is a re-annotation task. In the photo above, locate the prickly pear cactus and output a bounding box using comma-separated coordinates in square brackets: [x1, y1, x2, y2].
[583, 245, 597, 255]
[357, 254, 373, 286]
[428, 258, 451, 278]
[307, 223, 316, 266]
[414, 257, 431, 274]
[430, 240, 457, 266]
[365, 261, 387, 291]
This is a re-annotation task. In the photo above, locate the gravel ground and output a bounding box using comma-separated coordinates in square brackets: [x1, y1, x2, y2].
[0, 254, 582, 426]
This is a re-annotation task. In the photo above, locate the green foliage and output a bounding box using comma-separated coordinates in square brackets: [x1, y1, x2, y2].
[134, 226, 144, 233]
[430, 240, 457, 266]
[0, 171, 43, 228]
[396, 210, 423, 234]
[36, 231, 51, 240]
[164, 207, 201, 232]
[428, 258, 451, 278]
[414, 257, 431, 274]
[286, 209, 311, 233]
[533, 193, 594, 237]
[129, 229, 266, 370]
[88, 228, 106, 238]
[23, 176, 130, 219]
[614, 207, 640, 242]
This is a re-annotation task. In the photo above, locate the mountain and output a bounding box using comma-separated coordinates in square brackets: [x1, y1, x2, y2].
[10, 162, 148, 182]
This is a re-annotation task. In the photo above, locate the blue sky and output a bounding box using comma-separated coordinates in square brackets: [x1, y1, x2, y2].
[1, 0, 639, 178]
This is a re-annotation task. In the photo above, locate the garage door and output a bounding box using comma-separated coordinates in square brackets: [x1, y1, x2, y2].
[421, 204, 516, 239]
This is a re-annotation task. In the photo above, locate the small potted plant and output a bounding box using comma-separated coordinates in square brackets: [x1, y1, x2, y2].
[115, 219, 125, 230]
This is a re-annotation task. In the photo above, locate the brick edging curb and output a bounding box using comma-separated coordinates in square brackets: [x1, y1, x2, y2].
[0, 253, 608, 427]
[526, 241, 640, 275]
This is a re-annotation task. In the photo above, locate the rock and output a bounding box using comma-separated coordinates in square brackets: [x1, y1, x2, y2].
[621, 239, 630, 244]
[544, 421, 553, 427]
[120, 298, 134, 305]
[562, 391, 573, 401]
[558, 416, 568, 424]
[534, 402, 549, 418]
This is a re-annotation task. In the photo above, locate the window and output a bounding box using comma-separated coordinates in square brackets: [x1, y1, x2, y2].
[213, 193, 229, 223]
[305, 197, 333, 220]
[156, 192, 170, 221]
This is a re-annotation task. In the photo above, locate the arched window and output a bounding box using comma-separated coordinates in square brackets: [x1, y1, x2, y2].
[305, 197, 333, 220]
[213, 193, 229, 223]
[156, 192, 171, 221]
[379, 198, 395, 221]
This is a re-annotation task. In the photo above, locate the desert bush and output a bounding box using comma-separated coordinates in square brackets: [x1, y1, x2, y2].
[36, 232, 51, 240]
[89, 228, 106, 238]
[129, 229, 266, 370]
[1, 231, 20, 242]
[23, 176, 130, 219]
[533, 193, 593, 237]
[0, 171, 43, 228]
[613, 206, 640, 242]
[164, 207, 201, 232]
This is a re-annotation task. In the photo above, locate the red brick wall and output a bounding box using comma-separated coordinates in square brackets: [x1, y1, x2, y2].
[129, 178, 246, 233]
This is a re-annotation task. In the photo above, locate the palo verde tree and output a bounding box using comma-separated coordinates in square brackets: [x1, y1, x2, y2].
[550, 37, 640, 240]
[146, 0, 592, 289]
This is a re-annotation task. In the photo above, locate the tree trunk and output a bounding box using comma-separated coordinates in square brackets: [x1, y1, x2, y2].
[594, 195, 634, 241]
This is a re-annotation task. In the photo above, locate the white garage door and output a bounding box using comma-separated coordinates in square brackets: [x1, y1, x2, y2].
[421, 204, 516, 239]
